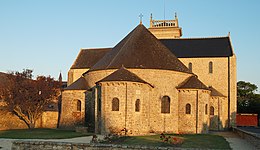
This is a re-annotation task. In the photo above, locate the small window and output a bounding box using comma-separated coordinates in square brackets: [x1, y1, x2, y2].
[135, 99, 140, 112]
[205, 104, 208, 115]
[112, 98, 119, 111]
[77, 100, 81, 111]
[161, 96, 170, 113]
[209, 61, 213, 73]
[210, 106, 214, 115]
[188, 63, 192, 72]
[186, 103, 191, 114]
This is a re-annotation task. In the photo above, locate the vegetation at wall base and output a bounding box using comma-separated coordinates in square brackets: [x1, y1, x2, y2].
[101, 134, 231, 149]
[0, 128, 92, 139]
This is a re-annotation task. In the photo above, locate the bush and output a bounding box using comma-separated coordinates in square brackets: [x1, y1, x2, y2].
[160, 133, 184, 146]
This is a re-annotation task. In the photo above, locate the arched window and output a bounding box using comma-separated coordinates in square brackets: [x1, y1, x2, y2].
[210, 106, 214, 115]
[188, 62, 192, 72]
[161, 96, 170, 113]
[186, 103, 191, 114]
[77, 100, 81, 111]
[135, 99, 140, 112]
[209, 61, 213, 73]
[205, 104, 208, 115]
[112, 98, 119, 111]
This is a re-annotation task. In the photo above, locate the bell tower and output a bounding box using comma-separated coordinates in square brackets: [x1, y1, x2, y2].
[148, 13, 182, 39]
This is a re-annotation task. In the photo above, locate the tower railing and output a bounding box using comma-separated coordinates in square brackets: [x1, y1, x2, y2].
[150, 20, 178, 28]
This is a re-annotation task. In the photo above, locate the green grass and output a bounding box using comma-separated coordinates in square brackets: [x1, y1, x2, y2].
[0, 128, 92, 139]
[104, 134, 231, 149]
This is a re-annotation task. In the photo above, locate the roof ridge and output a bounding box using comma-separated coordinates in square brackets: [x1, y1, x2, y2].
[70, 48, 111, 69]
[89, 24, 191, 73]
[106, 27, 135, 69]
[70, 49, 84, 69]
[97, 67, 154, 87]
[65, 77, 89, 90]
[177, 75, 209, 90]
[80, 47, 112, 50]
[162, 36, 229, 40]
[209, 86, 226, 97]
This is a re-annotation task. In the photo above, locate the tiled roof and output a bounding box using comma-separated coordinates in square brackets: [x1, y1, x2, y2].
[160, 37, 233, 58]
[177, 75, 209, 90]
[97, 67, 153, 87]
[88, 24, 191, 74]
[209, 86, 226, 97]
[65, 77, 89, 90]
[70, 48, 111, 69]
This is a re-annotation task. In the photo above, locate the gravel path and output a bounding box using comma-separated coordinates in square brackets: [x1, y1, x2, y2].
[0, 139, 13, 150]
[212, 131, 257, 150]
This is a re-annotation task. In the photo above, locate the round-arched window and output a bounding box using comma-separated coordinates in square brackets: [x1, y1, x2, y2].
[186, 103, 191, 114]
[161, 96, 170, 113]
[135, 99, 140, 112]
[210, 106, 214, 115]
[77, 100, 81, 112]
[112, 98, 119, 111]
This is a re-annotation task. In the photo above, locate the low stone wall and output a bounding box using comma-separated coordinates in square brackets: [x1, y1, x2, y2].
[233, 127, 260, 149]
[12, 141, 182, 150]
[0, 109, 58, 130]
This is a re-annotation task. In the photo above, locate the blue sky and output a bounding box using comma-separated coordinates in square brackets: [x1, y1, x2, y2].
[0, 0, 260, 89]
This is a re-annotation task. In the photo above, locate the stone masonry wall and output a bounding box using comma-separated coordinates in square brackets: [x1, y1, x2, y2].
[178, 90, 210, 134]
[98, 82, 151, 135]
[197, 90, 210, 133]
[39, 111, 59, 128]
[230, 55, 237, 127]
[86, 69, 193, 135]
[12, 141, 180, 150]
[209, 97, 227, 130]
[59, 90, 86, 129]
[67, 68, 88, 86]
[179, 57, 236, 128]
[0, 109, 28, 130]
[0, 109, 58, 130]
[178, 90, 197, 133]
[148, 27, 182, 39]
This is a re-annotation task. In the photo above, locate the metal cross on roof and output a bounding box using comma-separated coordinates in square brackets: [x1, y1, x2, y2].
[139, 13, 143, 24]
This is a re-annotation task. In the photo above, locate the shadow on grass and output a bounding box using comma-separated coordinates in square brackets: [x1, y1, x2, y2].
[0, 128, 92, 139]
[102, 134, 231, 149]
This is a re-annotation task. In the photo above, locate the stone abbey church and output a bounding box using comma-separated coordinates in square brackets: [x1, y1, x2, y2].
[60, 15, 237, 135]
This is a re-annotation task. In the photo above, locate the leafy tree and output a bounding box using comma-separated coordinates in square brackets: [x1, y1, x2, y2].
[237, 81, 260, 115]
[0, 69, 60, 129]
[237, 81, 258, 100]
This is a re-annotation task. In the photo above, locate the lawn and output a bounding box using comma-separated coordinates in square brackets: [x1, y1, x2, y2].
[0, 128, 92, 139]
[103, 134, 231, 149]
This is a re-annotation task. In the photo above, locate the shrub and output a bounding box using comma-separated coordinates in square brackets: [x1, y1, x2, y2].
[160, 133, 184, 146]
[102, 133, 120, 143]
[91, 134, 98, 143]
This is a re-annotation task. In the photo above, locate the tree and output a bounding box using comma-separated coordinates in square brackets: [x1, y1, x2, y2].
[237, 81, 258, 101]
[0, 69, 60, 129]
[237, 81, 260, 115]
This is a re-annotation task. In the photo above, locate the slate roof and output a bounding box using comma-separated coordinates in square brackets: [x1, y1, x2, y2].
[177, 75, 209, 90]
[65, 77, 89, 90]
[160, 37, 233, 58]
[97, 67, 153, 87]
[71, 48, 112, 69]
[209, 86, 226, 97]
[88, 24, 191, 74]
